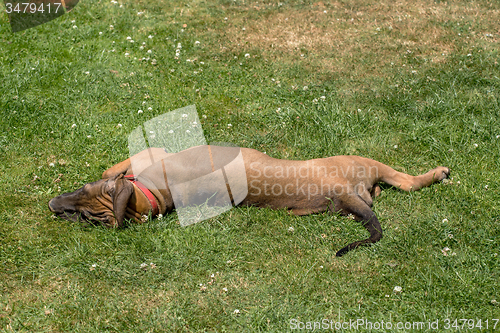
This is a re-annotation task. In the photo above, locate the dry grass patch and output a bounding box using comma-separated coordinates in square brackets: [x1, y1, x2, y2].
[219, 0, 499, 77]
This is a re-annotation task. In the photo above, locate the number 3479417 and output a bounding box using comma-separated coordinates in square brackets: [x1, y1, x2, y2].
[444, 319, 499, 330]
[5, 2, 63, 14]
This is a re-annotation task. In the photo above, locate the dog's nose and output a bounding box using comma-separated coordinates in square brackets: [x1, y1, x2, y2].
[48, 199, 56, 213]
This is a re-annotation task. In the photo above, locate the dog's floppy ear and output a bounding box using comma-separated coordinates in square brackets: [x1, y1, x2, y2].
[107, 174, 134, 228]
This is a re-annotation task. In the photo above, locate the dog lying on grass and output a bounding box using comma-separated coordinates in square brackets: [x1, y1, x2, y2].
[49, 145, 449, 256]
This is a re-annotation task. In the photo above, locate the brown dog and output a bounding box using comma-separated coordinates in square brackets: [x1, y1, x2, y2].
[48, 145, 449, 256]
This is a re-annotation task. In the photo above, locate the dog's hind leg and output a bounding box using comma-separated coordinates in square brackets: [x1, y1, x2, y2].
[335, 195, 383, 257]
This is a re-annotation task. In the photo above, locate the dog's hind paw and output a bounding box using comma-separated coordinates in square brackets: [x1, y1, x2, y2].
[436, 166, 450, 181]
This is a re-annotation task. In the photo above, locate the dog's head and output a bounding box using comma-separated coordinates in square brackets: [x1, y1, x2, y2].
[48, 175, 134, 227]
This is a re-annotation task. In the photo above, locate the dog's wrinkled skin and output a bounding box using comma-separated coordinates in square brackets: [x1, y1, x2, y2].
[49, 146, 450, 256]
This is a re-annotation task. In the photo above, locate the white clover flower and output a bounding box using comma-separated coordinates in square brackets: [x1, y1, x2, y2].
[138, 110, 143, 114]
[393, 286, 402, 293]
[117, 124, 122, 128]
[127, 36, 132, 40]
[139, 46, 144, 50]
[125, 52, 130, 56]
[147, 50, 152, 54]
[148, 35, 153, 39]
[442, 218, 449, 223]
[186, 130, 190, 133]
[227, 124, 232, 128]
[245, 53, 250, 58]
[182, 114, 188, 118]
[222, 287, 228, 292]
[442, 247, 452, 256]
[137, 11, 144, 15]
[72, 25, 77, 29]
[394, 145, 398, 149]
[195, 41, 200, 46]
[49, 163, 55, 167]
[233, 309, 240, 314]
[109, 25, 114, 29]
[99, 32, 103, 35]
[140, 263, 148, 269]
[71, 123, 77, 128]
[288, 226, 294, 232]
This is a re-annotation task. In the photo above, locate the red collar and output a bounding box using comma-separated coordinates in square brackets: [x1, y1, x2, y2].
[124, 175, 159, 217]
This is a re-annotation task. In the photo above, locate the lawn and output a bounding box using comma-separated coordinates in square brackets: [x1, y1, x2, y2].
[0, 0, 499, 331]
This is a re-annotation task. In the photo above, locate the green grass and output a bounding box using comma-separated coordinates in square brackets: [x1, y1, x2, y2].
[1, 0, 499, 331]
